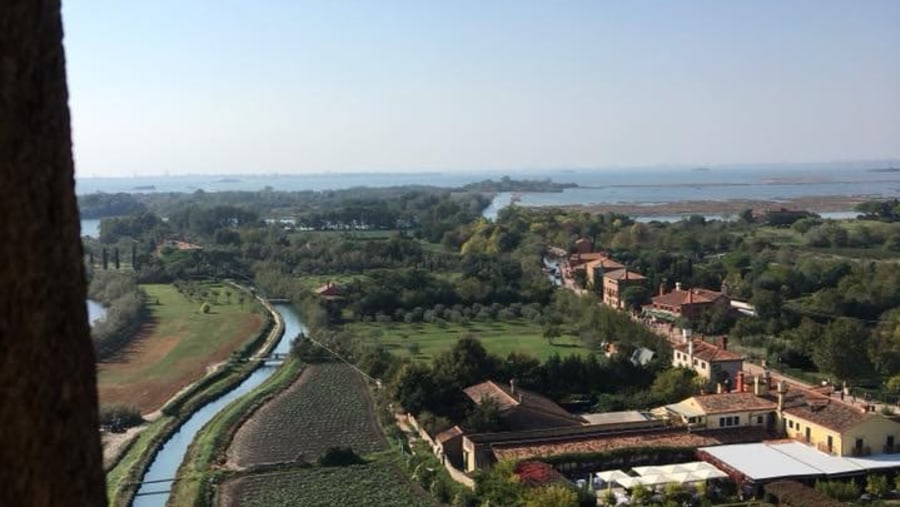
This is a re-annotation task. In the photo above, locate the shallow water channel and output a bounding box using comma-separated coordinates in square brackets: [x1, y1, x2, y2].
[131, 303, 306, 507]
[86, 299, 106, 326]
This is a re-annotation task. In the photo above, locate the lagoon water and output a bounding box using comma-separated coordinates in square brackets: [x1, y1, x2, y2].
[132, 303, 305, 507]
[78, 165, 899, 226]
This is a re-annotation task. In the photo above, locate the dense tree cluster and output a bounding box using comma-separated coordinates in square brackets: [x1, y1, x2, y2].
[87, 270, 147, 359]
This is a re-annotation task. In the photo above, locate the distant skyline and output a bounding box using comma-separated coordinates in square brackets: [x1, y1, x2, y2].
[63, 1, 900, 177]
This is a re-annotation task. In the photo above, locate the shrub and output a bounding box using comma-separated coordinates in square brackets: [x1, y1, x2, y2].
[317, 446, 364, 467]
[99, 404, 144, 432]
[200, 302, 211, 314]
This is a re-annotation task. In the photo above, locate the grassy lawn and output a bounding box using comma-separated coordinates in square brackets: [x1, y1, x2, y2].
[97, 283, 265, 413]
[349, 318, 591, 361]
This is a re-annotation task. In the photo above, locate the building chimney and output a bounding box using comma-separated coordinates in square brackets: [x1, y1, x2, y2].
[509, 378, 516, 395]
[737, 371, 745, 393]
[720, 282, 729, 296]
[689, 289, 694, 304]
[659, 283, 665, 296]
[688, 339, 694, 358]
[753, 375, 769, 396]
[776, 381, 787, 412]
[676, 282, 682, 291]
[682, 328, 692, 343]
[721, 336, 728, 351]
[716, 383, 724, 394]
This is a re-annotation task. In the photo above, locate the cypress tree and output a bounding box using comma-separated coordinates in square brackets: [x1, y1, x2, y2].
[113, 248, 120, 270]
[101, 248, 108, 270]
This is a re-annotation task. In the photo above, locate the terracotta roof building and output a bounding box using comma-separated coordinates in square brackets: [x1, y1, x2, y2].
[768, 383, 900, 456]
[666, 392, 776, 430]
[584, 257, 626, 288]
[602, 269, 646, 310]
[463, 380, 585, 431]
[647, 283, 730, 321]
[672, 338, 743, 392]
[314, 281, 344, 299]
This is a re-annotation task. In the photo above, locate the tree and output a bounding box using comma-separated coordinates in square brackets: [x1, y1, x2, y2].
[474, 460, 525, 506]
[630, 483, 651, 505]
[543, 323, 561, 346]
[391, 362, 438, 415]
[813, 319, 873, 381]
[866, 474, 889, 498]
[464, 396, 504, 433]
[523, 484, 579, 507]
[432, 335, 497, 388]
[650, 368, 699, 403]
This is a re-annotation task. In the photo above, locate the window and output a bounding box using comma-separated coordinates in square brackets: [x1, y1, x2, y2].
[827, 435, 833, 452]
[719, 417, 725, 427]
[805, 427, 811, 442]
[756, 415, 763, 424]
[693, 359, 698, 366]
[788, 420, 793, 429]
[700, 361, 707, 369]
[734, 416, 740, 425]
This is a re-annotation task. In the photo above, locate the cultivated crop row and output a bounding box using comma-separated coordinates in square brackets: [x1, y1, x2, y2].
[219, 463, 438, 507]
[228, 362, 386, 467]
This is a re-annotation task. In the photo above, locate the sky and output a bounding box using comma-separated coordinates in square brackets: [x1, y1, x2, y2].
[62, 1, 900, 177]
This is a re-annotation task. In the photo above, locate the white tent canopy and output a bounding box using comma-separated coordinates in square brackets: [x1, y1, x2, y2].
[595, 461, 727, 490]
[596, 470, 631, 482]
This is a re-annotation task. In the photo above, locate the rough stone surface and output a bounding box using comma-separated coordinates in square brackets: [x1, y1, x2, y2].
[0, 1, 107, 505]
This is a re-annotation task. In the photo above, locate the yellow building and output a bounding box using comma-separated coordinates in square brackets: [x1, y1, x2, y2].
[778, 388, 900, 456]
[666, 392, 776, 430]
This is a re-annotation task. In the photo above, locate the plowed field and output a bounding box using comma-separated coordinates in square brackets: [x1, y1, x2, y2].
[227, 362, 386, 467]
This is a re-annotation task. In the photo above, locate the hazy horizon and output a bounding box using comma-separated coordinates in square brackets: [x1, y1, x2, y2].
[63, 1, 900, 177]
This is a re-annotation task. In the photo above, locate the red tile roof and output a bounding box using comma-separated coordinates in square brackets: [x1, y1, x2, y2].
[603, 269, 646, 281]
[493, 426, 769, 461]
[778, 391, 873, 433]
[463, 381, 585, 425]
[673, 340, 742, 362]
[691, 392, 777, 414]
[435, 425, 464, 443]
[515, 461, 567, 486]
[584, 257, 625, 272]
[568, 252, 611, 266]
[652, 288, 725, 307]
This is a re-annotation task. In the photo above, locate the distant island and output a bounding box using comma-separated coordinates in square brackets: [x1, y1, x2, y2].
[868, 168, 900, 173]
[132, 185, 156, 191]
[462, 176, 577, 193]
[214, 178, 242, 183]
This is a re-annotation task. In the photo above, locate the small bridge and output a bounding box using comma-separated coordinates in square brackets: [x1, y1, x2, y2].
[257, 352, 289, 362]
[126, 477, 179, 497]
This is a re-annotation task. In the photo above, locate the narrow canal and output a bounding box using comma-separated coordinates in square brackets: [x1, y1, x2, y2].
[132, 302, 307, 506]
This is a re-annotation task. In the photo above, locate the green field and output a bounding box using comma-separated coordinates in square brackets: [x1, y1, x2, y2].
[350, 318, 591, 361]
[219, 463, 439, 507]
[97, 282, 265, 412]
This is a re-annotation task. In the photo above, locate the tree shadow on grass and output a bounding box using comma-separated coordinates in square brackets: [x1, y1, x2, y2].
[97, 316, 161, 364]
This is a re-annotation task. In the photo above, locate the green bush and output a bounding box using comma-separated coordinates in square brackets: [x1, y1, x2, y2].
[317, 447, 365, 467]
[99, 404, 144, 432]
